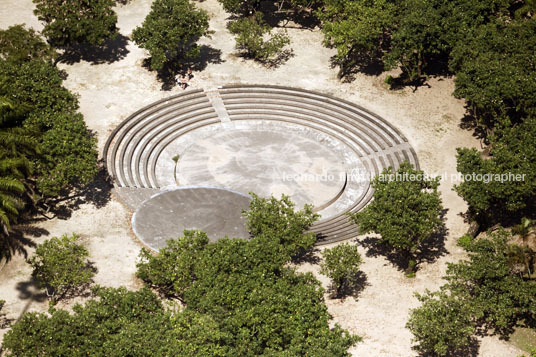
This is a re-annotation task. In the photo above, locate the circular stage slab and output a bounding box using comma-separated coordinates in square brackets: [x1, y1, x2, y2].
[177, 129, 346, 209]
[132, 187, 251, 250]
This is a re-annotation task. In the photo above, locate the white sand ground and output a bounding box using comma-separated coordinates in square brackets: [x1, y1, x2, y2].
[0, 0, 525, 356]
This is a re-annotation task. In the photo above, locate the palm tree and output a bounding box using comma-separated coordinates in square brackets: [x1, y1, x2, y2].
[511, 217, 536, 278]
[0, 96, 39, 235]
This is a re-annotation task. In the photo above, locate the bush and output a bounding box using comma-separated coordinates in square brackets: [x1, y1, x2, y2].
[408, 229, 536, 356]
[407, 290, 476, 356]
[33, 0, 118, 47]
[132, 0, 210, 71]
[29, 234, 94, 301]
[0, 25, 57, 64]
[351, 161, 443, 275]
[320, 243, 362, 298]
[228, 12, 291, 62]
[243, 193, 319, 259]
[136, 230, 209, 299]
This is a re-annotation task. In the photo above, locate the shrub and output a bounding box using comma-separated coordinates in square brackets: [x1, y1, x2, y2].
[33, 0, 118, 47]
[228, 12, 290, 62]
[407, 290, 476, 356]
[320, 243, 362, 297]
[29, 233, 94, 301]
[351, 161, 443, 275]
[132, 0, 210, 71]
[136, 230, 209, 299]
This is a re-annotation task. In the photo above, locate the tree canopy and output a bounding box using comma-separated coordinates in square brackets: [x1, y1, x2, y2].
[33, 0, 118, 47]
[132, 0, 211, 71]
[451, 19, 536, 128]
[3, 196, 358, 355]
[29, 233, 95, 301]
[0, 25, 57, 64]
[408, 230, 536, 355]
[351, 161, 443, 274]
[228, 12, 291, 63]
[454, 117, 536, 226]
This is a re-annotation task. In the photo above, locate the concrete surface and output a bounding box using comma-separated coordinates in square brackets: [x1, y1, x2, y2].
[131, 186, 251, 250]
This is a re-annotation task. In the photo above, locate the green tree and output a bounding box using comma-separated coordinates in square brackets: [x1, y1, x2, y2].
[132, 0, 211, 71]
[407, 290, 476, 356]
[454, 117, 536, 227]
[33, 0, 118, 47]
[451, 20, 536, 129]
[383, 0, 447, 83]
[0, 96, 38, 238]
[29, 233, 95, 301]
[318, 0, 395, 77]
[0, 25, 57, 64]
[228, 12, 291, 63]
[243, 193, 319, 259]
[447, 230, 536, 334]
[135, 195, 357, 355]
[136, 230, 209, 300]
[351, 161, 443, 275]
[320, 243, 362, 297]
[0, 60, 98, 197]
[408, 230, 536, 356]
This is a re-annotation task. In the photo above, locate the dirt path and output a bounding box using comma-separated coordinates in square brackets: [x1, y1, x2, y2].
[0, 1, 524, 355]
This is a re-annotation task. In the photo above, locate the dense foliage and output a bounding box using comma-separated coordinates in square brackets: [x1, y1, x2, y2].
[455, 117, 536, 226]
[451, 19, 536, 128]
[1, 287, 221, 356]
[228, 12, 291, 62]
[132, 0, 210, 71]
[29, 234, 94, 301]
[0, 25, 57, 64]
[406, 290, 476, 356]
[408, 230, 536, 355]
[4, 196, 358, 355]
[351, 161, 443, 274]
[0, 59, 98, 197]
[0, 28, 97, 257]
[243, 193, 319, 259]
[320, 243, 362, 297]
[33, 0, 118, 47]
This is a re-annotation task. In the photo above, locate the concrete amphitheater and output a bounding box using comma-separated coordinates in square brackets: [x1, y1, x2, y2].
[104, 85, 419, 250]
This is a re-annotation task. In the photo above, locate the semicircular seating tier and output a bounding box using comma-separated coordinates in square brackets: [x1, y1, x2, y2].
[104, 85, 419, 245]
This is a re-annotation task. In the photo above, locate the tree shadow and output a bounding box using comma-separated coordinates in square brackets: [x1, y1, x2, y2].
[260, 2, 321, 29]
[356, 210, 449, 273]
[0, 225, 46, 262]
[233, 48, 294, 69]
[145, 45, 224, 90]
[292, 245, 321, 265]
[415, 336, 480, 357]
[330, 53, 385, 82]
[458, 107, 490, 144]
[58, 34, 130, 65]
[15, 278, 48, 304]
[385, 73, 431, 92]
[39, 163, 113, 220]
[327, 271, 369, 300]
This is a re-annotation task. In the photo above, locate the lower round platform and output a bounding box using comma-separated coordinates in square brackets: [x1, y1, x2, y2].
[132, 187, 251, 250]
